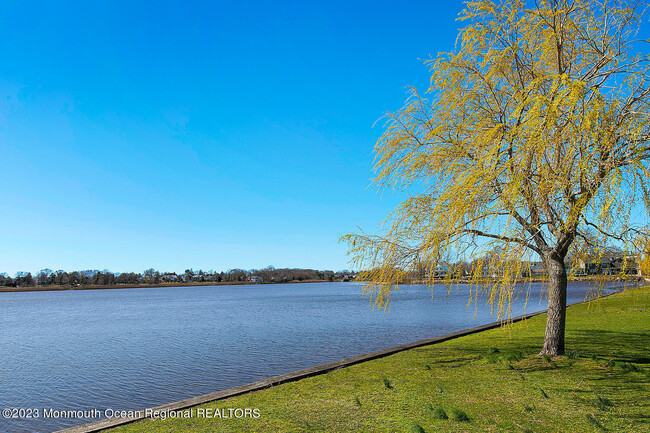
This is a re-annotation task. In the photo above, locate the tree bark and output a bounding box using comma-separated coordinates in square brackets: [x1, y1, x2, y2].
[540, 254, 567, 356]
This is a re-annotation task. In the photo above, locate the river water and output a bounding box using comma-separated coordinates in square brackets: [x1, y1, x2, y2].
[0, 280, 634, 432]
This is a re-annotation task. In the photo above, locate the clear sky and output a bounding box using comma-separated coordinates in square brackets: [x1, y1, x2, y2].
[0, 1, 465, 275]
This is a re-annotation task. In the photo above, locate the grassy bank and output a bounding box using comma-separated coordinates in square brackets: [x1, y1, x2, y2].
[109, 287, 650, 433]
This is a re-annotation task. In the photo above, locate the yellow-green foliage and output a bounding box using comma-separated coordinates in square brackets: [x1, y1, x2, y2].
[342, 0, 650, 315]
[639, 237, 650, 276]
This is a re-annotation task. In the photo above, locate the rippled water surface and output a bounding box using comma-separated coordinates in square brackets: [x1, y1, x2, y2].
[0, 281, 634, 432]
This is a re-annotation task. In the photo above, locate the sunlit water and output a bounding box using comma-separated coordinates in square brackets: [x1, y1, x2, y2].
[0, 281, 636, 432]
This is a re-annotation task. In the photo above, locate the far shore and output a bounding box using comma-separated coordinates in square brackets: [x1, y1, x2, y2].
[422, 275, 642, 283]
[0, 279, 332, 294]
[0, 274, 641, 294]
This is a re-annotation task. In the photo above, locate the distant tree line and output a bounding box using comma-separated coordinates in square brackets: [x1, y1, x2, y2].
[0, 267, 357, 288]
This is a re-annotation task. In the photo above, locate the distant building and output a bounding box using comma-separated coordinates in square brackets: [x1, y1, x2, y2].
[572, 260, 587, 276]
[250, 276, 262, 283]
[530, 261, 545, 277]
[162, 273, 179, 282]
[609, 255, 638, 275]
[519, 261, 545, 277]
[577, 255, 638, 276]
[434, 263, 448, 278]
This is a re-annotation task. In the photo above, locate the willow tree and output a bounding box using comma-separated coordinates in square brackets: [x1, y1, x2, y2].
[343, 0, 650, 355]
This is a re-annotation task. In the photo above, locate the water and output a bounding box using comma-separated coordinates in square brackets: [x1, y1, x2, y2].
[0, 281, 633, 432]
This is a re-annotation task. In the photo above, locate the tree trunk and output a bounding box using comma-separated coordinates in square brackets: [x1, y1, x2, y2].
[540, 255, 567, 356]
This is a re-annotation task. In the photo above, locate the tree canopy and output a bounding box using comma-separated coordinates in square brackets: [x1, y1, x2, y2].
[343, 0, 650, 354]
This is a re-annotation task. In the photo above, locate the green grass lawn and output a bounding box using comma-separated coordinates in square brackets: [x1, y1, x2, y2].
[109, 286, 650, 433]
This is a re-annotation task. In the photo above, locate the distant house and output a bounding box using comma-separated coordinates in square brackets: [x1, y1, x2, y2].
[610, 255, 638, 275]
[162, 273, 179, 282]
[599, 257, 614, 275]
[434, 263, 448, 278]
[530, 261, 545, 277]
[572, 260, 588, 276]
[250, 276, 262, 283]
[519, 261, 545, 277]
[576, 255, 639, 276]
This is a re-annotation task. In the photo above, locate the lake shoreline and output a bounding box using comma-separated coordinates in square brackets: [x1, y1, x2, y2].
[0, 279, 331, 294]
[0, 275, 641, 294]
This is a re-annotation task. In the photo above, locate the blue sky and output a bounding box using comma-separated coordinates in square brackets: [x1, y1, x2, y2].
[0, 0, 465, 274]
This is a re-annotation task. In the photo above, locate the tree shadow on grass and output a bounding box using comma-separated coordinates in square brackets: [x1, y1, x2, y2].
[567, 329, 650, 362]
[419, 327, 649, 377]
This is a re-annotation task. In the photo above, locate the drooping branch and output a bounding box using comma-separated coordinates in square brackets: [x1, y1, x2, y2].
[459, 229, 541, 255]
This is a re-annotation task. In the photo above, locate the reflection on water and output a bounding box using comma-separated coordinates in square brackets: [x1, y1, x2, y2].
[0, 280, 635, 432]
